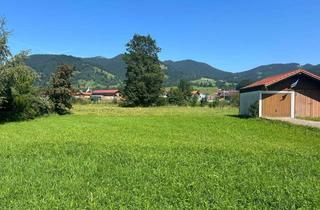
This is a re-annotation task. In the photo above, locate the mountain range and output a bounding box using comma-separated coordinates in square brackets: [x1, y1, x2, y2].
[25, 54, 320, 89]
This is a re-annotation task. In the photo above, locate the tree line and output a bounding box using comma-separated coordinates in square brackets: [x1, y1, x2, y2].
[0, 18, 73, 121]
[0, 17, 173, 122]
[1, 17, 237, 122]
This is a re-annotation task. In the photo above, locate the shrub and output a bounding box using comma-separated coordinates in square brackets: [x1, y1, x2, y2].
[229, 94, 240, 107]
[12, 95, 53, 119]
[33, 96, 54, 115]
[72, 97, 91, 105]
[218, 100, 229, 108]
[208, 99, 230, 109]
[156, 97, 168, 106]
[0, 57, 51, 120]
[249, 101, 259, 117]
[208, 99, 219, 108]
[190, 95, 198, 107]
[200, 96, 208, 107]
[167, 88, 186, 106]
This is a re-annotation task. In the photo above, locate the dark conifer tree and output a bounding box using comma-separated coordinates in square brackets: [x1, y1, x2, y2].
[122, 34, 164, 106]
[49, 64, 74, 114]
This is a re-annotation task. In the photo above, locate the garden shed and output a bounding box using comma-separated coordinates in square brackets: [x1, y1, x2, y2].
[240, 69, 320, 118]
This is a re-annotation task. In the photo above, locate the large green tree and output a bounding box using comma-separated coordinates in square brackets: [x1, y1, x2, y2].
[48, 64, 74, 115]
[122, 34, 164, 106]
[0, 18, 11, 64]
[0, 18, 51, 120]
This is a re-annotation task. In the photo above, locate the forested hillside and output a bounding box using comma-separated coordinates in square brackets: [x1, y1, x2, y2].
[26, 54, 121, 88]
[232, 63, 320, 82]
[26, 54, 320, 89]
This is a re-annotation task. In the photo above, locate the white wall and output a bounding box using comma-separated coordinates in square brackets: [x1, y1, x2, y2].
[240, 91, 260, 116]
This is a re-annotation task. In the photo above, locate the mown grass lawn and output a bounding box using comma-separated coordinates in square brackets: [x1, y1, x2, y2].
[0, 104, 319, 209]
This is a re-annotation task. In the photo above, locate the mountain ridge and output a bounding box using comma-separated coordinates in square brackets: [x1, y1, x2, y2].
[25, 54, 320, 88]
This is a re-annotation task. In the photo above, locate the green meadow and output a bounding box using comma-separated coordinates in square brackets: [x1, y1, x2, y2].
[0, 104, 319, 209]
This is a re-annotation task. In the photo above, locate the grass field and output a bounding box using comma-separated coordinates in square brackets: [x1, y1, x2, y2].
[0, 104, 319, 209]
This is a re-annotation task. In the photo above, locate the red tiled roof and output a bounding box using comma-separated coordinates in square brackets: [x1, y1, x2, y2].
[80, 92, 92, 96]
[191, 90, 200, 95]
[92, 89, 119, 94]
[242, 69, 320, 90]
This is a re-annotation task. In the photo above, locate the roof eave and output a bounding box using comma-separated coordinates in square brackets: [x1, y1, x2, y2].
[240, 84, 266, 93]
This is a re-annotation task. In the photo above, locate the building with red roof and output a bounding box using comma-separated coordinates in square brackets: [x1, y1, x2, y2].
[240, 69, 320, 118]
[92, 89, 120, 96]
[91, 89, 121, 101]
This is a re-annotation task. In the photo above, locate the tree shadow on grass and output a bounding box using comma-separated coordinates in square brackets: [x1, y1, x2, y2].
[0, 115, 32, 125]
[0, 111, 52, 125]
[225, 114, 251, 119]
[0, 118, 25, 125]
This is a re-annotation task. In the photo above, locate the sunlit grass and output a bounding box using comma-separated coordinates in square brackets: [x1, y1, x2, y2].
[0, 104, 319, 208]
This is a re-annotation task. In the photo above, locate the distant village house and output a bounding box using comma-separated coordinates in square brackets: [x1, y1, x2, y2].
[91, 89, 121, 101]
[191, 90, 207, 101]
[216, 89, 239, 100]
[75, 89, 121, 102]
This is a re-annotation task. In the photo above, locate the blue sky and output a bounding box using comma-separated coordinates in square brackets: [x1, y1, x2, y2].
[2, 0, 320, 72]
